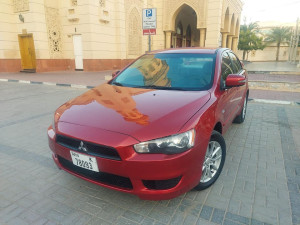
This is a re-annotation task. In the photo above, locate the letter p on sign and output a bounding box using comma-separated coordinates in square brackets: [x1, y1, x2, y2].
[146, 9, 152, 17]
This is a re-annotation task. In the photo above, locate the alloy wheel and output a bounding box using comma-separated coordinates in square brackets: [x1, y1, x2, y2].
[200, 141, 222, 183]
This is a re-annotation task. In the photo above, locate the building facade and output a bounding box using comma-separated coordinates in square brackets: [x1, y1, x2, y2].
[0, 0, 242, 72]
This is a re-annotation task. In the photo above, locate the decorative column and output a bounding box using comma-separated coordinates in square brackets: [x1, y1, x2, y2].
[165, 31, 172, 48]
[221, 32, 228, 48]
[199, 28, 206, 47]
[227, 35, 233, 49]
[232, 37, 238, 52]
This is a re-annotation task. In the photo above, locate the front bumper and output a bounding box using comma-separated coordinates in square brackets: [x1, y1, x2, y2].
[48, 124, 207, 200]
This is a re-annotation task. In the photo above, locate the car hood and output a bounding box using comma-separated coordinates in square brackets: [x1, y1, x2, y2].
[56, 84, 211, 142]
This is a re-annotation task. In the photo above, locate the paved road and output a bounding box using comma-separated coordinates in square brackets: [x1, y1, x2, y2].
[249, 90, 300, 102]
[0, 82, 299, 225]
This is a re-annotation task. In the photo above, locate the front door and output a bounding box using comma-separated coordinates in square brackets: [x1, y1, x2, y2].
[18, 34, 36, 71]
[73, 35, 83, 70]
[176, 37, 182, 48]
[219, 52, 237, 131]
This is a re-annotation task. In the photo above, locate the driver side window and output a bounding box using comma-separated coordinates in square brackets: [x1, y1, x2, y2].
[221, 52, 233, 88]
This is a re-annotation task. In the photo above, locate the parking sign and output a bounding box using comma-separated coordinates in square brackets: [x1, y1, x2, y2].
[142, 8, 156, 30]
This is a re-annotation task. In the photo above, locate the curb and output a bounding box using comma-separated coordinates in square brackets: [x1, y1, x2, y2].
[248, 71, 300, 75]
[248, 98, 300, 106]
[0, 78, 95, 89]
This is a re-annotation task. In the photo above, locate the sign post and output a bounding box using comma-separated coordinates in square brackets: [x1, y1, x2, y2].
[142, 8, 156, 52]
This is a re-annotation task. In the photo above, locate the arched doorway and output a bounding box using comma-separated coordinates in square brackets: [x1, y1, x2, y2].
[171, 4, 198, 48]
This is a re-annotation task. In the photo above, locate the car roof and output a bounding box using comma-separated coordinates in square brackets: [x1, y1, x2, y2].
[147, 47, 226, 55]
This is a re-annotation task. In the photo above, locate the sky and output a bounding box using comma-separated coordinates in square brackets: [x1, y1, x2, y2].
[241, 0, 300, 24]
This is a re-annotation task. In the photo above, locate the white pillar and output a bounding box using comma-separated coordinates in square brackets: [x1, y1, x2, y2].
[227, 35, 233, 49]
[205, 0, 223, 47]
[221, 32, 228, 48]
[199, 28, 206, 47]
[165, 31, 172, 48]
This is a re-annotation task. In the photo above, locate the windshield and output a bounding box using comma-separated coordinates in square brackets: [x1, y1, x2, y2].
[111, 53, 216, 91]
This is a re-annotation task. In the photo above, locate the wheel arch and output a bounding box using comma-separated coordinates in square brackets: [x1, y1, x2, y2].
[213, 122, 223, 135]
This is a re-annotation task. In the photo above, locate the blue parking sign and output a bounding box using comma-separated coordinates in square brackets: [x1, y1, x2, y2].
[146, 9, 152, 17]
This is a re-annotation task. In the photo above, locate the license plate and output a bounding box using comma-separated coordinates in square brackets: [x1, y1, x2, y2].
[70, 151, 99, 172]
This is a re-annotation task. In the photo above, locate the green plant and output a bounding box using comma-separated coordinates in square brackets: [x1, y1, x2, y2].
[265, 27, 292, 61]
[238, 22, 266, 60]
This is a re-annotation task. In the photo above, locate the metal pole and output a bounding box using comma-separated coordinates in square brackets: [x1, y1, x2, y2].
[148, 34, 151, 52]
[295, 19, 300, 65]
[288, 36, 292, 62]
[292, 18, 299, 64]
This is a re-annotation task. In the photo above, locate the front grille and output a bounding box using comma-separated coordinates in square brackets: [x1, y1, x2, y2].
[142, 177, 182, 190]
[56, 135, 121, 160]
[58, 156, 133, 189]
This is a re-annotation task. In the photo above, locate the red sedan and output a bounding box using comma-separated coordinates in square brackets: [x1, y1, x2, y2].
[48, 48, 248, 200]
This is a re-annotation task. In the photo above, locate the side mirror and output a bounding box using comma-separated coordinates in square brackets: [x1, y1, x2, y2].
[112, 70, 120, 78]
[226, 74, 246, 87]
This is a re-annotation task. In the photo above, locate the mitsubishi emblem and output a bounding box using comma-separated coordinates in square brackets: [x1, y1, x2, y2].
[78, 141, 88, 152]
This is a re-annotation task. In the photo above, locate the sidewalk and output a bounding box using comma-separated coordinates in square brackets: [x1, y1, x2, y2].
[244, 61, 300, 73]
[0, 70, 113, 87]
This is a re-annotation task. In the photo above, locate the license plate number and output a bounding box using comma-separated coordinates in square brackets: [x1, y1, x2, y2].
[70, 151, 99, 172]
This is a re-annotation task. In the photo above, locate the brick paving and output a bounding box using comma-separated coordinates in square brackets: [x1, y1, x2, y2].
[0, 82, 299, 225]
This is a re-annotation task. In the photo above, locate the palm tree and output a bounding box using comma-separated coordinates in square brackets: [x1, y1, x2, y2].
[265, 27, 292, 61]
[238, 22, 265, 60]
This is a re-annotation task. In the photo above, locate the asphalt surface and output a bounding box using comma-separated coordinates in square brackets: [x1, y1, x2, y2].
[0, 82, 299, 225]
[1, 70, 300, 103]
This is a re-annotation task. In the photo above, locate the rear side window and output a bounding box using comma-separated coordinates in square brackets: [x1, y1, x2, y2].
[229, 52, 242, 74]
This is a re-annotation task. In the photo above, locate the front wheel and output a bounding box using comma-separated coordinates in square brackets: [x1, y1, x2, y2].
[233, 95, 248, 124]
[194, 131, 226, 191]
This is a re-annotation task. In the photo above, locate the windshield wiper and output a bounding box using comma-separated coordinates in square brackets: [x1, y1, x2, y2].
[112, 82, 123, 86]
[135, 85, 187, 91]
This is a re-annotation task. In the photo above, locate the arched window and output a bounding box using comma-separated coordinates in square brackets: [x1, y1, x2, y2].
[128, 8, 142, 56]
[176, 21, 183, 35]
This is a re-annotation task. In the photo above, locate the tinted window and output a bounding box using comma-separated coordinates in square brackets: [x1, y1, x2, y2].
[229, 52, 242, 74]
[112, 53, 216, 91]
[221, 52, 233, 81]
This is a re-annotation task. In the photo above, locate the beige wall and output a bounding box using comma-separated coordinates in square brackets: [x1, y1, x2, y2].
[0, 0, 243, 72]
[0, 0, 19, 59]
[237, 46, 300, 62]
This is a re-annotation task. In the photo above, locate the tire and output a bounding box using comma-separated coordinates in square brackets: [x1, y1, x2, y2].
[194, 130, 226, 191]
[233, 95, 248, 124]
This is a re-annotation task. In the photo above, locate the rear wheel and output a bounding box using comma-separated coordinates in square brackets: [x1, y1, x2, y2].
[194, 131, 226, 190]
[233, 95, 248, 124]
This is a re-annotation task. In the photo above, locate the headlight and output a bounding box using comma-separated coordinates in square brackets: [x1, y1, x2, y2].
[52, 117, 55, 131]
[52, 116, 56, 131]
[134, 129, 195, 154]
[52, 112, 60, 131]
